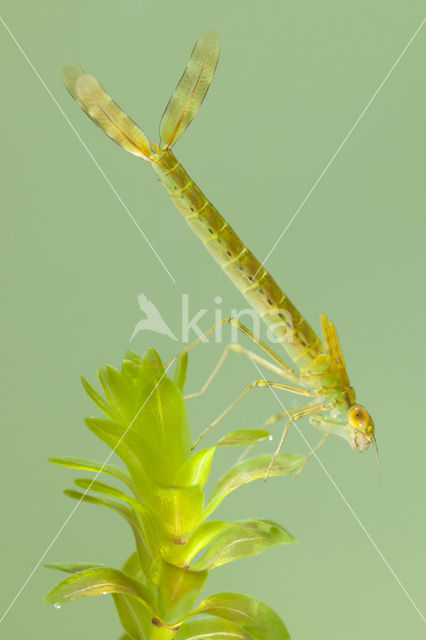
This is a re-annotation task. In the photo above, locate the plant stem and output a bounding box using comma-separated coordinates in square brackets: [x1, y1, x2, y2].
[149, 623, 176, 640]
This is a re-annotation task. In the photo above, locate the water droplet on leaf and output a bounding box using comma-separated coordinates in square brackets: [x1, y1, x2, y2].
[53, 603, 61, 610]
[268, 434, 273, 441]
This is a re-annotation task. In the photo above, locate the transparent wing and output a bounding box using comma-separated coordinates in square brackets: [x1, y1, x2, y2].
[159, 29, 220, 149]
[62, 65, 152, 160]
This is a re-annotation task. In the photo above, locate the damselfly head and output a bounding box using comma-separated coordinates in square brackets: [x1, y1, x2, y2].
[348, 404, 375, 452]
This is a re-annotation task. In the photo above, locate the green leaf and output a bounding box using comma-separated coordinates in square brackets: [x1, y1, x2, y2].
[86, 349, 192, 488]
[176, 617, 250, 640]
[175, 429, 269, 490]
[122, 552, 144, 581]
[173, 351, 188, 393]
[129, 349, 192, 481]
[49, 456, 134, 493]
[118, 635, 133, 640]
[97, 363, 135, 423]
[44, 555, 154, 639]
[174, 447, 216, 489]
[192, 592, 290, 640]
[122, 350, 142, 367]
[63, 490, 154, 579]
[117, 530, 152, 639]
[204, 454, 304, 518]
[217, 429, 269, 446]
[157, 560, 207, 624]
[161, 520, 228, 568]
[191, 519, 296, 570]
[81, 375, 116, 419]
[44, 562, 106, 574]
[73, 478, 134, 505]
[83, 416, 151, 492]
[44, 567, 154, 612]
[113, 593, 152, 640]
[73, 478, 170, 553]
[153, 485, 204, 543]
[83, 416, 150, 495]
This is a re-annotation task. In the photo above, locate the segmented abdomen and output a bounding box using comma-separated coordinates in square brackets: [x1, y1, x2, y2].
[152, 149, 323, 370]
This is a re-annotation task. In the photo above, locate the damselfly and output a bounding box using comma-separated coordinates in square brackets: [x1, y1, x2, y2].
[62, 30, 377, 475]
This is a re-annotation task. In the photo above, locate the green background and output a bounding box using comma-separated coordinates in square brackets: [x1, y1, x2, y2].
[1, 1, 425, 638]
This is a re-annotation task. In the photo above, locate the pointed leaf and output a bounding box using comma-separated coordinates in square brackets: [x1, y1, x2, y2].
[160, 29, 220, 148]
[122, 552, 143, 581]
[113, 593, 152, 640]
[157, 560, 207, 624]
[217, 429, 269, 446]
[73, 478, 133, 504]
[191, 519, 296, 571]
[81, 375, 116, 419]
[88, 349, 192, 487]
[192, 592, 290, 640]
[173, 351, 188, 393]
[163, 521, 228, 568]
[176, 617, 250, 640]
[174, 447, 215, 489]
[97, 363, 138, 423]
[153, 485, 204, 543]
[175, 429, 268, 489]
[63, 488, 135, 522]
[44, 562, 106, 574]
[44, 568, 154, 612]
[63, 490, 153, 578]
[204, 454, 304, 518]
[69, 482, 168, 569]
[121, 350, 143, 376]
[49, 456, 134, 492]
[83, 416, 150, 492]
[129, 349, 192, 480]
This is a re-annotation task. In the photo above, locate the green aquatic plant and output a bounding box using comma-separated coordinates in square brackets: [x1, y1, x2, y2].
[45, 347, 305, 639]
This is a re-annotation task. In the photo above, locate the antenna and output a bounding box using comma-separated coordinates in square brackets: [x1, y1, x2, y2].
[371, 435, 382, 484]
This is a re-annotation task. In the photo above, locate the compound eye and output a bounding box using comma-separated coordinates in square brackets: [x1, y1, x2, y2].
[348, 405, 370, 430]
